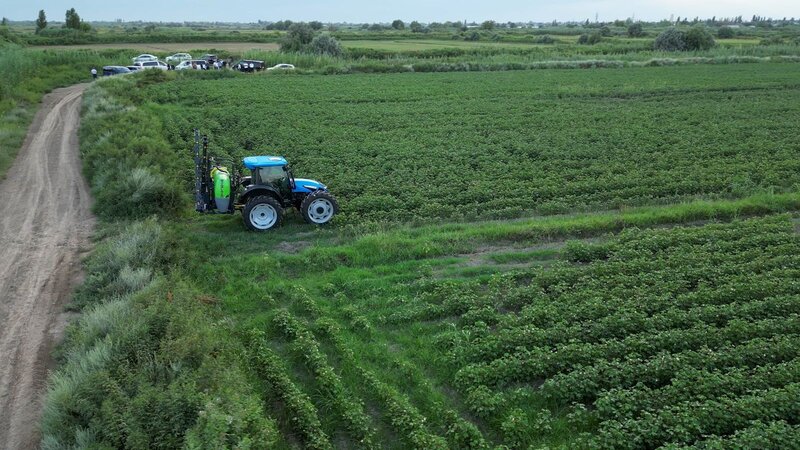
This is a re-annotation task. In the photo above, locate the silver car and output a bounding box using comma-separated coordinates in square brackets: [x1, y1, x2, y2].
[132, 61, 169, 70]
[132, 54, 158, 63]
[165, 53, 192, 64]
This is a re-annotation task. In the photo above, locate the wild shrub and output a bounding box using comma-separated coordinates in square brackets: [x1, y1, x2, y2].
[93, 167, 185, 219]
[654, 27, 687, 51]
[628, 23, 645, 37]
[309, 33, 343, 57]
[685, 26, 716, 50]
[718, 26, 736, 39]
[280, 22, 314, 52]
[578, 32, 602, 45]
[71, 219, 162, 309]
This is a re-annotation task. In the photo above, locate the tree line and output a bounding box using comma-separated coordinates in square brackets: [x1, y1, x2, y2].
[35, 8, 91, 34]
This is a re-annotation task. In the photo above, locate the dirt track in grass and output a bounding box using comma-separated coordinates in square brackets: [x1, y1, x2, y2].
[0, 84, 94, 450]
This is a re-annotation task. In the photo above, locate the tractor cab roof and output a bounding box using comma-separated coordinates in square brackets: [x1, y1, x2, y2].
[243, 156, 287, 169]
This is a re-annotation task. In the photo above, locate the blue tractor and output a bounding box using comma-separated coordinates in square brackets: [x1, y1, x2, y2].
[193, 131, 338, 231]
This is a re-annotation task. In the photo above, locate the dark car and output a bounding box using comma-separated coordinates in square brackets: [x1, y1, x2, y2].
[233, 60, 266, 72]
[103, 66, 132, 76]
[200, 54, 218, 64]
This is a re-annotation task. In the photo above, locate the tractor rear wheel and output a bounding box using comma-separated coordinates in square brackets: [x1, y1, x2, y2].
[301, 191, 338, 225]
[243, 195, 283, 231]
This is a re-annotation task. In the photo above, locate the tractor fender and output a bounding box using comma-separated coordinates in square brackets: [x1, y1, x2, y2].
[239, 185, 283, 206]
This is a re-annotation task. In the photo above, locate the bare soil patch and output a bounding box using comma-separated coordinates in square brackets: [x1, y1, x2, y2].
[0, 84, 95, 450]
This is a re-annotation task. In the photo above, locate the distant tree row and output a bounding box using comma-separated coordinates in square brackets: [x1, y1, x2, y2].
[34, 8, 91, 33]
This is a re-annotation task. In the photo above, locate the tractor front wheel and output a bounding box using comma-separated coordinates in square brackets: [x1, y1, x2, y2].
[301, 191, 338, 225]
[243, 196, 283, 231]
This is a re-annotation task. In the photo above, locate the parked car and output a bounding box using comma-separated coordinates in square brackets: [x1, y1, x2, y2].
[165, 53, 192, 64]
[199, 54, 218, 64]
[132, 54, 158, 63]
[234, 60, 266, 72]
[267, 63, 295, 71]
[126, 65, 142, 71]
[103, 66, 132, 76]
[175, 60, 209, 70]
[132, 61, 169, 70]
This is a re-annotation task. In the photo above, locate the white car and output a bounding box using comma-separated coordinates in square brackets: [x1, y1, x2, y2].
[175, 60, 209, 70]
[132, 61, 168, 70]
[267, 63, 295, 71]
[165, 53, 192, 64]
[132, 54, 158, 63]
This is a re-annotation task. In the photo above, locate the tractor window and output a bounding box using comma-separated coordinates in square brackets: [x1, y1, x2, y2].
[256, 166, 286, 184]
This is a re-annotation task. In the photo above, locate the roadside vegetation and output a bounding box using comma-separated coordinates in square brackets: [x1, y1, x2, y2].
[39, 54, 800, 448]
[0, 37, 128, 178]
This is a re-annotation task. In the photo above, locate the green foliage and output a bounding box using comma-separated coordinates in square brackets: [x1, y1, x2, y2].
[64, 8, 81, 30]
[578, 32, 603, 45]
[718, 26, 736, 38]
[464, 31, 480, 41]
[35, 10, 47, 34]
[43, 220, 278, 449]
[481, 20, 496, 31]
[79, 77, 187, 220]
[392, 19, 405, 30]
[654, 27, 687, 51]
[140, 64, 800, 224]
[0, 47, 128, 180]
[627, 22, 644, 37]
[310, 33, 343, 57]
[685, 25, 716, 50]
[280, 22, 314, 52]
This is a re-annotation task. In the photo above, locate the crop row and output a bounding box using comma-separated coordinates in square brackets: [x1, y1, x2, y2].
[271, 310, 377, 448]
[313, 319, 489, 449]
[440, 216, 800, 446]
[244, 329, 332, 450]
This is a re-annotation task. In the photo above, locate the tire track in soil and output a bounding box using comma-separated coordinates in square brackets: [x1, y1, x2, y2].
[0, 84, 94, 450]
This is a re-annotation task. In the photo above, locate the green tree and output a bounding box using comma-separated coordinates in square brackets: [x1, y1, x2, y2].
[64, 8, 81, 30]
[391, 19, 405, 30]
[654, 27, 687, 51]
[627, 22, 644, 37]
[481, 20, 496, 30]
[309, 33, 343, 57]
[35, 10, 47, 33]
[685, 25, 715, 50]
[1, 17, 8, 26]
[309, 21, 323, 31]
[280, 22, 314, 52]
[410, 21, 423, 32]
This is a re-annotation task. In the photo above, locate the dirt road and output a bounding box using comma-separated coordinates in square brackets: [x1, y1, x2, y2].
[0, 84, 94, 450]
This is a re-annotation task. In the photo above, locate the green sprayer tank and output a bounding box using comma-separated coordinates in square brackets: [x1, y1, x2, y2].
[211, 167, 231, 212]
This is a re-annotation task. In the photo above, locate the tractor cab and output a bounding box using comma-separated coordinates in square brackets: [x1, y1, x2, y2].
[242, 156, 294, 201]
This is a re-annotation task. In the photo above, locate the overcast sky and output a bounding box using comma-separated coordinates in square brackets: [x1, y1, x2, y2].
[3, 0, 798, 23]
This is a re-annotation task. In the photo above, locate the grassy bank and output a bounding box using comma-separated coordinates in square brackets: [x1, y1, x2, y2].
[0, 42, 130, 179]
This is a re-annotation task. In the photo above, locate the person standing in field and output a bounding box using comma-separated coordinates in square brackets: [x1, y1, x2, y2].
[91, 67, 97, 79]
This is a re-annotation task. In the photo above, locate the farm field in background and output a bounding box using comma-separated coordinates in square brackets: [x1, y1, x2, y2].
[132, 63, 800, 224]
